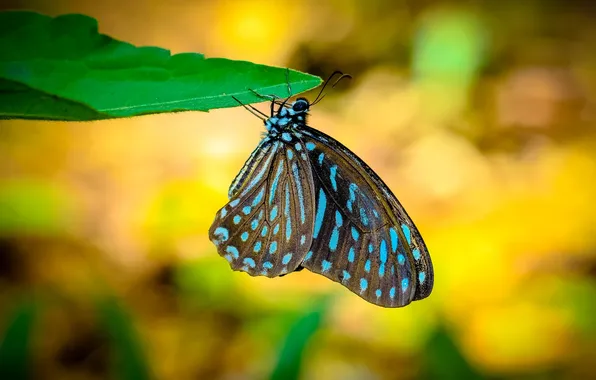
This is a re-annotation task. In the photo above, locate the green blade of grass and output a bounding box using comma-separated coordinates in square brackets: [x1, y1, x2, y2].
[421, 324, 484, 379]
[270, 298, 330, 380]
[96, 296, 152, 380]
[0, 301, 37, 380]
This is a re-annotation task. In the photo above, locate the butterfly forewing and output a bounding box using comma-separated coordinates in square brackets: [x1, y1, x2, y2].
[296, 126, 433, 307]
[210, 138, 315, 277]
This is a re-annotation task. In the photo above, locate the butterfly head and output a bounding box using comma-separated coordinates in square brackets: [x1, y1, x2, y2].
[291, 97, 310, 114]
[264, 97, 310, 133]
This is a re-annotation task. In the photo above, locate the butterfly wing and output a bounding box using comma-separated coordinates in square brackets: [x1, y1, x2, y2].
[297, 126, 433, 307]
[209, 136, 315, 277]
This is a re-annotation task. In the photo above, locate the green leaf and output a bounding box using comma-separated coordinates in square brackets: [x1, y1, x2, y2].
[0, 11, 322, 121]
[269, 297, 330, 380]
[96, 296, 153, 380]
[0, 301, 37, 380]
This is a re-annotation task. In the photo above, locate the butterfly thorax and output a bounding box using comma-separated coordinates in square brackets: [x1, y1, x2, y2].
[264, 97, 310, 136]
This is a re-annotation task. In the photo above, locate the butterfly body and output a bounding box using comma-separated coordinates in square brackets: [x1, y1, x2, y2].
[210, 96, 433, 307]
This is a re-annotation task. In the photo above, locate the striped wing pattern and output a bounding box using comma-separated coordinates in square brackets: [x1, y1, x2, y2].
[209, 136, 315, 278]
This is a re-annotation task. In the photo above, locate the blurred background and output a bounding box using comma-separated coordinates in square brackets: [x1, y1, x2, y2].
[1, 0, 596, 379]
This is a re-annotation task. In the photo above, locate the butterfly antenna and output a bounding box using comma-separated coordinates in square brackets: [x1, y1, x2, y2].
[311, 72, 352, 106]
[232, 96, 267, 120]
[310, 71, 344, 105]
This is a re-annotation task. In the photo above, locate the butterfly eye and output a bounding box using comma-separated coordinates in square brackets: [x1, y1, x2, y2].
[292, 98, 309, 113]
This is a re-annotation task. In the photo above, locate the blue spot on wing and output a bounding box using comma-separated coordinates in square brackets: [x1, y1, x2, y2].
[313, 189, 327, 238]
[282, 253, 293, 265]
[360, 278, 368, 292]
[226, 246, 239, 259]
[347, 183, 357, 212]
[401, 224, 411, 244]
[389, 228, 398, 252]
[413, 248, 421, 260]
[329, 229, 339, 251]
[285, 213, 292, 241]
[269, 241, 277, 254]
[291, 162, 306, 223]
[284, 182, 291, 242]
[243, 258, 256, 268]
[251, 188, 265, 207]
[214, 227, 229, 241]
[342, 270, 351, 282]
[335, 210, 343, 226]
[328, 210, 343, 251]
[269, 161, 284, 205]
[360, 208, 369, 226]
[329, 165, 338, 191]
[401, 278, 409, 292]
[351, 227, 359, 241]
[270, 205, 278, 220]
[380, 240, 387, 263]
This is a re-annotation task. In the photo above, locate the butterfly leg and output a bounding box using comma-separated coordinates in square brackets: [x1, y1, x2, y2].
[232, 96, 268, 119]
[276, 68, 294, 110]
[248, 89, 282, 116]
[249, 88, 277, 101]
[285, 68, 293, 98]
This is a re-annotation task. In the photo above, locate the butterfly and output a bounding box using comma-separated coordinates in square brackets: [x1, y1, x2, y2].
[209, 71, 433, 307]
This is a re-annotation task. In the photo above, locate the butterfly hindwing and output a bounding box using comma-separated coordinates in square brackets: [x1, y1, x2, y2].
[297, 126, 433, 307]
[210, 137, 315, 277]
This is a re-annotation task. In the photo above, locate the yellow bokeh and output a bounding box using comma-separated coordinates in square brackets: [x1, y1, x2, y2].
[2, 1, 596, 379]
